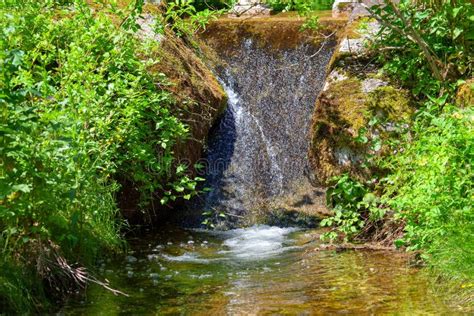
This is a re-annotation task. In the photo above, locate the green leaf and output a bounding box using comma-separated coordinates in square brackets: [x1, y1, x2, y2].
[453, 27, 462, 39]
[12, 184, 32, 193]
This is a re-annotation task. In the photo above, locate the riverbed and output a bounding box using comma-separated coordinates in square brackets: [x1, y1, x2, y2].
[63, 225, 452, 314]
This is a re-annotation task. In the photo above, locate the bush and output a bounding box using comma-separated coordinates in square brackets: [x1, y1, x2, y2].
[1, 0, 200, 311]
[265, 0, 333, 12]
[369, 0, 474, 96]
[381, 102, 474, 279]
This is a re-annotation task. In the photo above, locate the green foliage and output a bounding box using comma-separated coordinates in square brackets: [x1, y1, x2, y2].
[163, 0, 223, 38]
[0, 0, 207, 311]
[265, 0, 333, 12]
[201, 207, 227, 228]
[323, 1, 473, 287]
[193, 0, 235, 11]
[370, 0, 474, 96]
[381, 101, 474, 279]
[321, 174, 383, 242]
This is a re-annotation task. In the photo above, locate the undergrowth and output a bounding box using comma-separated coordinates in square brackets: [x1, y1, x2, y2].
[0, 0, 210, 312]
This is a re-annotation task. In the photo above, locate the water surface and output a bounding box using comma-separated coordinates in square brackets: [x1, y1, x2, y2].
[63, 226, 453, 314]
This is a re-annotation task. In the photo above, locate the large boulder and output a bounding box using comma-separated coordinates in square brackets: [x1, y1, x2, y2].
[309, 17, 412, 186]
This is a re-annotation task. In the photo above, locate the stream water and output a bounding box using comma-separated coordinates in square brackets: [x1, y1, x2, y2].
[63, 225, 452, 314]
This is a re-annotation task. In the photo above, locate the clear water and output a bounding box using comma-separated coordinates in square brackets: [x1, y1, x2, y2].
[63, 226, 454, 314]
[200, 36, 335, 221]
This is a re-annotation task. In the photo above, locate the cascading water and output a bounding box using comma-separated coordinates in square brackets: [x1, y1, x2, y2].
[201, 35, 336, 221]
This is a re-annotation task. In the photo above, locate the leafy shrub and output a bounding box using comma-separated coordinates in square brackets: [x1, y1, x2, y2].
[369, 0, 474, 96]
[381, 102, 474, 279]
[321, 174, 384, 242]
[0, 0, 204, 311]
[162, 0, 223, 38]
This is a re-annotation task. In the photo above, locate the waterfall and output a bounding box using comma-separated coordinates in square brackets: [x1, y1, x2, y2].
[200, 33, 337, 225]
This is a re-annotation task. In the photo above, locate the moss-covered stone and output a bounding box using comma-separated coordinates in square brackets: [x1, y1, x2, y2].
[456, 79, 474, 108]
[200, 15, 346, 57]
[118, 19, 227, 223]
[309, 72, 412, 185]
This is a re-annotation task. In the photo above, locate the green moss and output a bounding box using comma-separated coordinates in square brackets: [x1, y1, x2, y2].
[309, 75, 413, 185]
[367, 86, 412, 123]
[201, 15, 345, 55]
[456, 79, 474, 108]
[325, 78, 367, 131]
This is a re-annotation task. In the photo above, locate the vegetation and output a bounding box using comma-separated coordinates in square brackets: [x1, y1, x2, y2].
[1, 0, 472, 312]
[321, 0, 473, 293]
[369, 0, 474, 96]
[265, 0, 333, 12]
[0, 0, 214, 312]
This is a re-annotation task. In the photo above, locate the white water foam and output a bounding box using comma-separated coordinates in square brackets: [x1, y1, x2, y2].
[220, 225, 298, 259]
[162, 226, 299, 263]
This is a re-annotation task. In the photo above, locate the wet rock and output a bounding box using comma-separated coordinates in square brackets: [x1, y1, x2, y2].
[126, 255, 138, 263]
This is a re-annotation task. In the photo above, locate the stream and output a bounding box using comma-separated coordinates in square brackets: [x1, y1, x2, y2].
[63, 225, 452, 314]
[63, 16, 457, 314]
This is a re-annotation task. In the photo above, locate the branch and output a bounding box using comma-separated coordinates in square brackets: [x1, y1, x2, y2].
[363, 0, 445, 82]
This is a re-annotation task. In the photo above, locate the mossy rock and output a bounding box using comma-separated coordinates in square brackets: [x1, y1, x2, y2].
[309, 75, 412, 185]
[118, 27, 227, 224]
[147, 30, 228, 169]
[456, 79, 474, 108]
[200, 15, 346, 57]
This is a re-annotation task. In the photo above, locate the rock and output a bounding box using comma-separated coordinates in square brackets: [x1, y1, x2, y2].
[118, 8, 228, 226]
[126, 255, 138, 263]
[361, 78, 387, 93]
[309, 76, 412, 185]
[137, 14, 164, 42]
[339, 38, 366, 55]
[324, 70, 348, 91]
[230, 0, 271, 17]
[332, 0, 358, 18]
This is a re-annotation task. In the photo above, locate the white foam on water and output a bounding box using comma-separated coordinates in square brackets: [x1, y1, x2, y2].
[220, 225, 299, 259]
[164, 226, 300, 263]
[161, 253, 214, 264]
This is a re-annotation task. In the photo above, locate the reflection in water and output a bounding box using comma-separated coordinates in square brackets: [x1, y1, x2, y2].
[63, 226, 451, 314]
